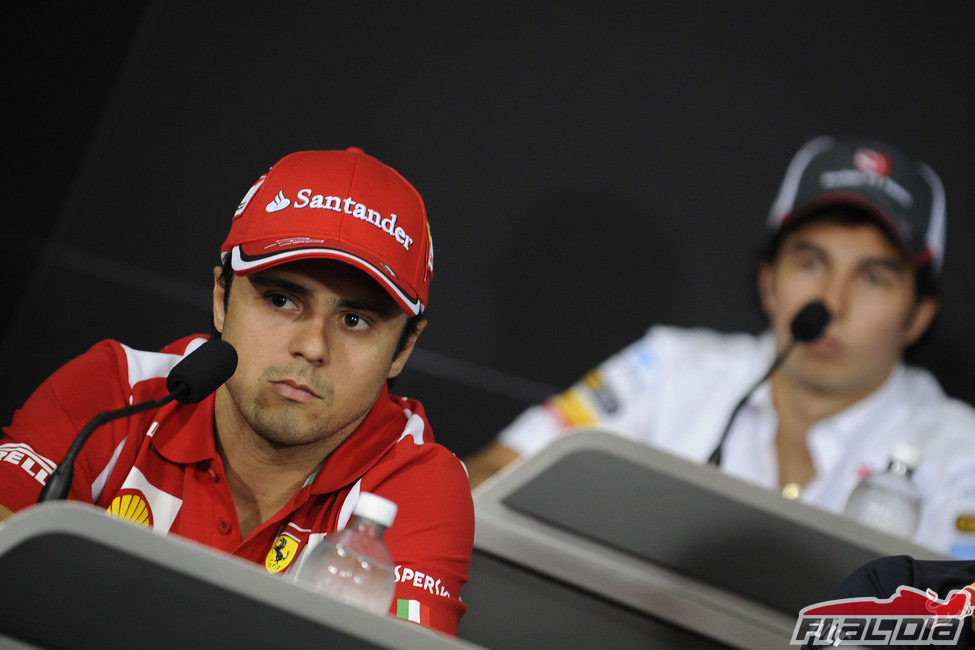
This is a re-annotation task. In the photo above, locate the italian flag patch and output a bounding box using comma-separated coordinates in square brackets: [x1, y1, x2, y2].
[396, 599, 430, 626]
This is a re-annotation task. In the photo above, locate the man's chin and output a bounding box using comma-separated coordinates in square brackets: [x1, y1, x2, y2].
[782, 361, 853, 395]
[249, 410, 329, 448]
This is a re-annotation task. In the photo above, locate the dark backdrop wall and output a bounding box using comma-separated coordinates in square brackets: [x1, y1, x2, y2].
[4, 1, 975, 459]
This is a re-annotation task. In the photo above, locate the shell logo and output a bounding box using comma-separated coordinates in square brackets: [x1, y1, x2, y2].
[265, 534, 299, 574]
[107, 490, 154, 528]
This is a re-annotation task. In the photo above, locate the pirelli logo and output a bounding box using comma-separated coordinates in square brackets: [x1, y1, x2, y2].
[0, 443, 56, 485]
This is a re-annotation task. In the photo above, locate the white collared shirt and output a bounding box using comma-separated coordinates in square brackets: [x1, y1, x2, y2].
[499, 325, 975, 557]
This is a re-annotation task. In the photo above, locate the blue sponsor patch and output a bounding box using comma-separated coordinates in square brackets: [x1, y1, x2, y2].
[631, 340, 659, 370]
[948, 543, 975, 560]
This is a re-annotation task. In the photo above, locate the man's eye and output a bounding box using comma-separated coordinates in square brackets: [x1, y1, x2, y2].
[863, 271, 890, 287]
[267, 294, 295, 309]
[343, 313, 368, 330]
[799, 257, 822, 270]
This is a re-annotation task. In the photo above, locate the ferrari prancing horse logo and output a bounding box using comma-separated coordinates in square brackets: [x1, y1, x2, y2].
[265, 533, 299, 574]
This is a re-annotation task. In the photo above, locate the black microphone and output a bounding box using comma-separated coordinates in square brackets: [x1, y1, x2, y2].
[165, 339, 238, 404]
[706, 301, 830, 467]
[37, 339, 237, 502]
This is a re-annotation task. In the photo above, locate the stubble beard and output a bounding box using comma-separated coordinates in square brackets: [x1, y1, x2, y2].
[781, 351, 884, 403]
[229, 367, 340, 449]
[781, 352, 846, 396]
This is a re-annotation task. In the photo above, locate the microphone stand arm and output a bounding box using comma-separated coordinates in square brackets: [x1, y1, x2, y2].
[705, 338, 796, 467]
[37, 386, 188, 503]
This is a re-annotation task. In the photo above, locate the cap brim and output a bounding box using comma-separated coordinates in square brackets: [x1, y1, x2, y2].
[227, 244, 424, 316]
[783, 192, 932, 269]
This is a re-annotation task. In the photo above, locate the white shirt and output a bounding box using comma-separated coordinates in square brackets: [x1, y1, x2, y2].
[499, 325, 975, 557]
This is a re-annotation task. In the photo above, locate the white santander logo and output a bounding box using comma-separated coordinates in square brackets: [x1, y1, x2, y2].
[266, 191, 291, 212]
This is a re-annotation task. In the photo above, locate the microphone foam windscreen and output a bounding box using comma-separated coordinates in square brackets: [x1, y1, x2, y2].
[790, 301, 831, 342]
[166, 339, 238, 404]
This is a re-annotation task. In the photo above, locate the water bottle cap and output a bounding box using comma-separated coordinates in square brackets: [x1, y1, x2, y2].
[889, 442, 920, 469]
[353, 492, 398, 527]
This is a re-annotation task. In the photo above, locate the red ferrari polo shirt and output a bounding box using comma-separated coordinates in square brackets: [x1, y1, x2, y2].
[0, 336, 474, 635]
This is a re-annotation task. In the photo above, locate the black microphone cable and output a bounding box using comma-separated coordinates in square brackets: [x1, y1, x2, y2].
[38, 339, 237, 502]
[706, 301, 830, 467]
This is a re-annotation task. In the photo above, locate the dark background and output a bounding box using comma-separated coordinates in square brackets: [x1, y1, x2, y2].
[4, 1, 974, 460]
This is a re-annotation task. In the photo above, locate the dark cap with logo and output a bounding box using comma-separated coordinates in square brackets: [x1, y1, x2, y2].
[768, 136, 946, 273]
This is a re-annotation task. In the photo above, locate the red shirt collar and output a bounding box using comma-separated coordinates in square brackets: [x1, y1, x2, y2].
[150, 395, 218, 464]
[150, 384, 417, 491]
[307, 384, 413, 493]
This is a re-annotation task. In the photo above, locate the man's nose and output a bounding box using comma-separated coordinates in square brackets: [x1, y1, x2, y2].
[818, 275, 849, 321]
[289, 316, 329, 365]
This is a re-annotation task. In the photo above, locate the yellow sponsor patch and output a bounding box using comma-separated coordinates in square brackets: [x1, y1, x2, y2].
[550, 387, 597, 428]
[956, 515, 975, 533]
[582, 371, 600, 389]
[265, 533, 299, 574]
[107, 490, 153, 528]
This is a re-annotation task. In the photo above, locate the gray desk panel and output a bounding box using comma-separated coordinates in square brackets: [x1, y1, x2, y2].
[503, 447, 890, 614]
[468, 430, 947, 649]
[0, 503, 483, 650]
[459, 549, 730, 649]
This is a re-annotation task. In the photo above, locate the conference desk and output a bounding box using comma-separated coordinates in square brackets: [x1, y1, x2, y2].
[0, 430, 951, 649]
[457, 429, 950, 649]
[0, 502, 483, 650]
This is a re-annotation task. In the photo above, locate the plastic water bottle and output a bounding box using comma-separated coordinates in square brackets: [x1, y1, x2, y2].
[843, 442, 921, 538]
[291, 492, 397, 614]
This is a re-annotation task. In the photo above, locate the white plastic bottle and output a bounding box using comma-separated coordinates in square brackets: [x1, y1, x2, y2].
[843, 442, 922, 538]
[291, 492, 398, 615]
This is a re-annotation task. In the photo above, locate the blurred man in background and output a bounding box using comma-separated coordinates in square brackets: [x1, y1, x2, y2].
[466, 136, 975, 558]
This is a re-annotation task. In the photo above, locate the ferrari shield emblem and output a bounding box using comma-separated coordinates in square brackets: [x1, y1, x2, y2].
[265, 533, 299, 574]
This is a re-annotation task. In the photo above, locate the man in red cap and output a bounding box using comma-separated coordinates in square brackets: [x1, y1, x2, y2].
[0, 148, 473, 635]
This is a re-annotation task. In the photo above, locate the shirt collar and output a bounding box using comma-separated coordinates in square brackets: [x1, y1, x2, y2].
[151, 395, 218, 464]
[306, 384, 413, 494]
[151, 385, 416, 490]
[739, 338, 911, 471]
[743, 333, 909, 438]
[805, 364, 908, 463]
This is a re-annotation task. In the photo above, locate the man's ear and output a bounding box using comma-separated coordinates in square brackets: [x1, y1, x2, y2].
[388, 319, 427, 379]
[904, 296, 940, 346]
[757, 263, 777, 318]
[212, 266, 226, 335]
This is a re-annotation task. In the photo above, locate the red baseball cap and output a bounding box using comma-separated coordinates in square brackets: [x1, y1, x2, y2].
[221, 148, 433, 315]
